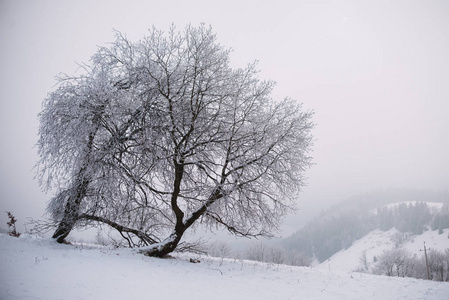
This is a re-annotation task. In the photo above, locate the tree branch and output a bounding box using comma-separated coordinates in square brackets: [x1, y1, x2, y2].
[78, 213, 158, 246]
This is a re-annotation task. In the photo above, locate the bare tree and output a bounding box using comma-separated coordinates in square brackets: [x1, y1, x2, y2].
[444, 248, 449, 281]
[245, 242, 268, 262]
[428, 250, 446, 281]
[373, 248, 412, 277]
[358, 250, 368, 272]
[37, 24, 314, 257]
[207, 241, 232, 259]
[285, 250, 312, 267]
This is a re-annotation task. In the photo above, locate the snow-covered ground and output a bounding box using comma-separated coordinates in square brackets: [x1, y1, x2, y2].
[316, 228, 449, 274]
[1, 234, 448, 300]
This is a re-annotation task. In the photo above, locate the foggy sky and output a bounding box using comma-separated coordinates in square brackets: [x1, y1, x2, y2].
[1, 0, 448, 235]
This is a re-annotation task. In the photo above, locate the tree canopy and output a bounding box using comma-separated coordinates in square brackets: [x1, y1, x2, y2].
[37, 25, 314, 257]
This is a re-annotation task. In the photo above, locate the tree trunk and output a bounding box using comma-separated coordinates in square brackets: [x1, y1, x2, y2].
[141, 231, 184, 257]
[142, 157, 186, 257]
[141, 187, 224, 257]
[53, 121, 98, 243]
[52, 178, 89, 243]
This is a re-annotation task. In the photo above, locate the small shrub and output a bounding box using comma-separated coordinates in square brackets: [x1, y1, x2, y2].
[6, 211, 21, 237]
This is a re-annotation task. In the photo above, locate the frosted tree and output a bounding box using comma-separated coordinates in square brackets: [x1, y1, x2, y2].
[37, 24, 314, 257]
[373, 248, 412, 277]
[37, 33, 162, 245]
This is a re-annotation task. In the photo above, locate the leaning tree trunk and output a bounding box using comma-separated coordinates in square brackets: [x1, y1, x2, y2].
[141, 159, 187, 257]
[141, 187, 224, 257]
[52, 178, 89, 243]
[142, 231, 184, 257]
[52, 117, 100, 243]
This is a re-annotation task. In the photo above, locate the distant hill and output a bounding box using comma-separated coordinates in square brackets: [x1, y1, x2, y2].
[282, 189, 449, 263]
[315, 227, 449, 273]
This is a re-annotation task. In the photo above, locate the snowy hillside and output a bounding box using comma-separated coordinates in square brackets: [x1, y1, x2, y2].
[316, 228, 449, 273]
[1, 234, 448, 300]
[283, 193, 449, 266]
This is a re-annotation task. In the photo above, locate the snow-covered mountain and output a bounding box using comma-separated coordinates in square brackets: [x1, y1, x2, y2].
[316, 227, 449, 273]
[1, 233, 448, 300]
[283, 190, 449, 267]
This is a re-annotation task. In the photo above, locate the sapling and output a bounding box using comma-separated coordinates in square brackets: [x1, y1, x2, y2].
[6, 211, 21, 237]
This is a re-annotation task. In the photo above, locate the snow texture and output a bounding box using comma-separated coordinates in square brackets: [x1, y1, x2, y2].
[1, 234, 448, 300]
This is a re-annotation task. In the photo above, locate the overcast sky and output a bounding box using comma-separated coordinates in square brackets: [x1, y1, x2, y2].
[1, 0, 448, 236]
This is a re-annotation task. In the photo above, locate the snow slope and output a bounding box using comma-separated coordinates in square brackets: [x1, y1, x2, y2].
[1, 234, 448, 300]
[316, 228, 398, 273]
[316, 228, 449, 273]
